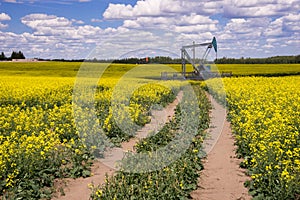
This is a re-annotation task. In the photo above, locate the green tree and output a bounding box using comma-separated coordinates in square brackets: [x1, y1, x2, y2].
[0, 52, 6, 60]
[10, 51, 25, 59]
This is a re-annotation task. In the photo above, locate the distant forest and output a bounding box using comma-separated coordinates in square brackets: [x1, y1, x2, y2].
[2, 51, 300, 64]
[0, 51, 25, 60]
[215, 55, 300, 64]
[86, 55, 300, 64]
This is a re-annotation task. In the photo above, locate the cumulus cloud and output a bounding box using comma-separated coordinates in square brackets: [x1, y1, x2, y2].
[72, 19, 84, 24]
[21, 14, 72, 30]
[0, 12, 168, 59]
[103, 3, 135, 19]
[21, 14, 103, 39]
[122, 16, 173, 29]
[264, 13, 300, 37]
[0, 13, 11, 21]
[224, 18, 270, 36]
[282, 13, 300, 31]
[264, 18, 284, 37]
[91, 18, 103, 23]
[1, 0, 300, 59]
[0, 13, 11, 29]
[173, 24, 218, 33]
[0, 13, 107, 58]
[223, 0, 300, 18]
[103, 0, 223, 20]
[177, 14, 218, 25]
[0, 23, 8, 29]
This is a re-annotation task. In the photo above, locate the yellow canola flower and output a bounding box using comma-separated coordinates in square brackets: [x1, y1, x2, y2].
[206, 76, 300, 197]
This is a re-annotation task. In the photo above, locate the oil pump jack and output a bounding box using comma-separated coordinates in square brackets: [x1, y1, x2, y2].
[161, 37, 231, 80]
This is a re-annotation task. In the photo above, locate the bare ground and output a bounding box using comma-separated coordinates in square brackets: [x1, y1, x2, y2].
[191, 93, 251, 200]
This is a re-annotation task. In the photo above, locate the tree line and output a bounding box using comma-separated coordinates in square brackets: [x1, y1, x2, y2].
[0, 51, 25, 61]
[86, 56, 183, 64]
[1, 51, 299, 64]
[90, 55, 300, 64]
[215, 55, 300, 64]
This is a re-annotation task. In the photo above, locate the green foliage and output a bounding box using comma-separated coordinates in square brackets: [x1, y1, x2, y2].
[10, 51, 25, 60]
[0, 52, 6, 61]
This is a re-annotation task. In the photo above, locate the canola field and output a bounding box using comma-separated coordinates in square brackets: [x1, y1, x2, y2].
[0, 62, 186, 199]
[206, 76, 300, 199]
[216, 64, 300, 76]
[1, 61, 300, 199]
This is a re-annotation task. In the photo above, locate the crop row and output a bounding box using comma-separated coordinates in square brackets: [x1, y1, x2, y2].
[205, 76, 300, 199]
[0, 76, 183, 199]
[90, 85, 210, 199]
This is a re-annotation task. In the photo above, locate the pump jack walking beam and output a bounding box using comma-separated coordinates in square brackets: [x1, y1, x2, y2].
[181, 37, 217, 78]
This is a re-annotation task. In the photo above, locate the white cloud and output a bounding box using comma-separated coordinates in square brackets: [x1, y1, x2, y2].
[123, 20, 141, 28]
[0, 23, 8, 29]
[177, 13, 218, 26]
[122, 16, 173, 29]
[103, 3, 134, 19]
[223, 0, 300, 18]
[263, 44, 274, 48]
[282, 13, 300, 31]
[0, 13, 11, 21]
[1, 0, 299, 59]
[264, 13, 300, 37]
[64, 0, 300, 58]
[173, 24, 218, 33]
[264, 18, 284, 37]
[177, 32, 214, 41]
[226, 18, 270, 34]
[21, 14, 72, 29]
[72, 19, 84, 24]
[0, 13, 105, 58]
[0, 13, 11, 29]
[103, 0, 223, 20]
[91, 18, 103, 23]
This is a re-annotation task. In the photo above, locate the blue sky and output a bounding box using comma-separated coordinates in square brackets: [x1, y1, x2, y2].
[0, 0, 299, 59]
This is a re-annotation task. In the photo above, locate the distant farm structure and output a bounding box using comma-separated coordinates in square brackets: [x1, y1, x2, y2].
[12, 58, 38, 62]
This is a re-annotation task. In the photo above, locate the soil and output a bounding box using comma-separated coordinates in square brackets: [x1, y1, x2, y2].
[190, 93, 251, 200]
[52, 91, 183, 200]
[52, 162, 114, 200]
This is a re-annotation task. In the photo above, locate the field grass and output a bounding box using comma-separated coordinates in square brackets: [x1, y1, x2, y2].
[1, 62, 300, 78]
[216, 64, 300, 76]
[0, 62, 80, 77]
[0, 62, 138, 78]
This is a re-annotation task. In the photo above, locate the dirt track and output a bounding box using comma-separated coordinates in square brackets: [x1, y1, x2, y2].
[191, 94, 251, 200]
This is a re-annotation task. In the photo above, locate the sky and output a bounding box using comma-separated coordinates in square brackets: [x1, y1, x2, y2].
[0, 0, 299, 59]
